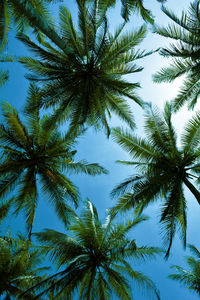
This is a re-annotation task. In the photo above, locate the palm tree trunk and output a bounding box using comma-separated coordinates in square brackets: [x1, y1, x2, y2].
[183, 177, 200, 205]
[10, 0, 71, 56]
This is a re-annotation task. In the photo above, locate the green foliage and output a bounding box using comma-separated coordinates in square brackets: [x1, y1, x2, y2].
[84, 0, 153, 23]
[0, 232, 48, 299]
[0, 52, 15, 88]
[0, 68, 9, 87]
[84, 0, 167, 23]
[0, 199, 12, 223]
[153, 1, 200, 111]
[112, 102, 200, 257]
[0, 0, 57, 51]
[23, 200, 161, 299]
[0, 84, 107, 236]
[169, 245, 200, 296]
[18, 1, 153, 136]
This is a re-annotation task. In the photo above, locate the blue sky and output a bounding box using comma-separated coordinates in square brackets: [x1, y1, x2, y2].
[1, 0, 200, 299]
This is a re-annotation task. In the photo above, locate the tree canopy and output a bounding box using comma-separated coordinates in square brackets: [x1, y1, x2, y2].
[112, 103, 200, 257]
[153, 1, 200, 111]
[1, 0, 200, 299]
[0, 84, 107, 236]
[18, 1, 153, 135]
[25, 200, 161, 299]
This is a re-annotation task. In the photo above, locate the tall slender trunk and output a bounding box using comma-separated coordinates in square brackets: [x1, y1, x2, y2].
[183, 177, 200, 205]
[10, 0, 71, 56]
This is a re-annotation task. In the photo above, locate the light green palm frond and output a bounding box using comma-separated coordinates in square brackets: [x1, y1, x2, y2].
[112, 127, 155, 161]
[1, 101, 29, 146]
[144, 103, 174, 153]
[67, 160, 108, 176]
[23, 83, 41, 135]
[172, 76, 200, 111]
[153, 59, 195, 83]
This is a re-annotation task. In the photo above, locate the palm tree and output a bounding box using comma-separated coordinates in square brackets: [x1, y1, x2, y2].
[0, 232, 47, 299]
[169, 244, 200, 296]
[0, 84, 107, 236]
[111, 102, 200, 257]
[18, 0, 153, 136]
[153, 1, 200, 111]
[0, 0, 57, 51]
[23, 200, 161, 299]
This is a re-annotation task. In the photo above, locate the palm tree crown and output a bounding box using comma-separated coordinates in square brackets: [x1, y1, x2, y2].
[153, 1, 200, 111]
[169, 244, 200, 296]
[112, 103, 200, 257]
[26, 200, 161, 299]
[18, 0, 152, 135]
[0, 84, 107, 236]
[0, 233, 47, 299]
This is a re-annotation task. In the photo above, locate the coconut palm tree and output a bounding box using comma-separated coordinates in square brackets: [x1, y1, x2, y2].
[22, 200, 161, 299]
[169, 244, 200, 296]
[18, 0, 153, 136]
[0, 232, 47, 299]
[153, 1, 200, 111]
[111, 102, 200, 257]
[0, 84, 107, 236]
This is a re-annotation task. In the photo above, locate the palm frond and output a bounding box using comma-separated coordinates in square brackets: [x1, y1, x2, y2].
[112, 127, 155, 161]
[0, 69, 9, 87]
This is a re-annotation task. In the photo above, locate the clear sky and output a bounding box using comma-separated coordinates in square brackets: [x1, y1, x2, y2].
[1, 0, 199, 299]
